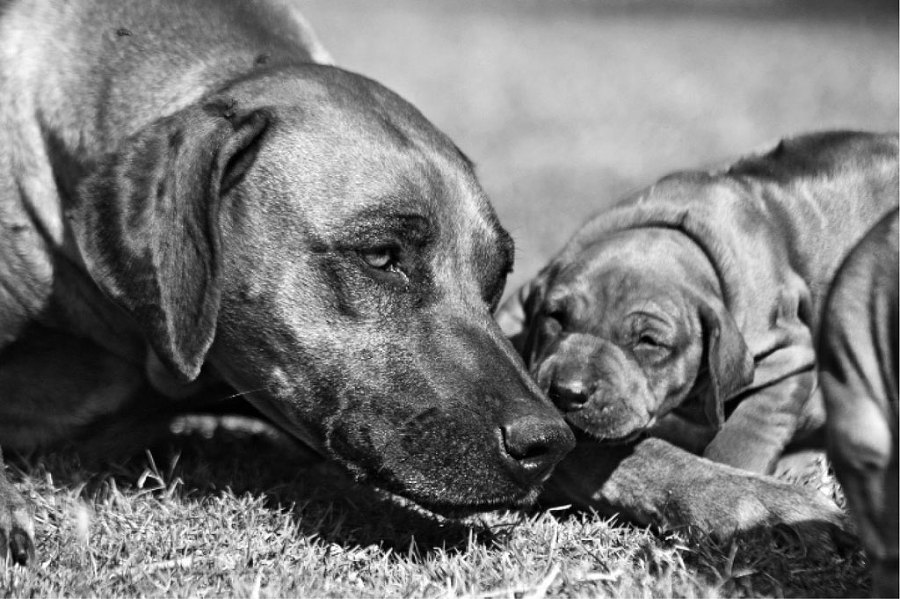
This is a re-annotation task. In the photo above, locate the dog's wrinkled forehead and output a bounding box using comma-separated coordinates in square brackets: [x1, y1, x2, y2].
[234, 65, 512, 295]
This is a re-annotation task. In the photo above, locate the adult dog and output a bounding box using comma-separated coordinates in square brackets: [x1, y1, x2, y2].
[819, 208, 898, 597]
[499, 131, 897, 534]
[0, 0, 575, 565]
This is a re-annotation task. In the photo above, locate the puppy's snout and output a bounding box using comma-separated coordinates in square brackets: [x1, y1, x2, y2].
[539, 334, 603, 413]
[547, 375, 592, 412]
[501, 413, 575, 486]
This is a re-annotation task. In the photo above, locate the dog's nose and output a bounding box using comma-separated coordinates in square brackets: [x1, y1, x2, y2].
[501, 414, 575, 486]
[547, 377, 591, 412]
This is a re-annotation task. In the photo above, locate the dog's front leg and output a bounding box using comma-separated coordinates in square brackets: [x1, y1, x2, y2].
[703, 371, 818, 474]
[548, 437, 846, 544]
[0, 447, 34, 566]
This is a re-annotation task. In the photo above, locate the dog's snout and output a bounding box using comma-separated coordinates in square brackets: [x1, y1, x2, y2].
[501, 413, 575, 486]
[547, 376, 592, 412]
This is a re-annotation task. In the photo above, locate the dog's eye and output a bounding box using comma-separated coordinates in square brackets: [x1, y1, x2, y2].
[362, 250, 391, 269]
[360, 248, 403, 275]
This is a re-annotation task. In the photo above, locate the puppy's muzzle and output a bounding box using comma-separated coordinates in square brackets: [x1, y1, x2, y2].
[536, 333, 656, 442]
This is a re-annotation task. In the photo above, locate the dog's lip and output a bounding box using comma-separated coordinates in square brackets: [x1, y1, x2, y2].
[364, 478, 542, 518]
[404, 487, 543, 518]
[329, 440, 546, 516]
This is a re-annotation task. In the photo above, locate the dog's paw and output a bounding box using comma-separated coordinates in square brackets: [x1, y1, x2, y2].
[659, 470, 851, 554]
[547, 437, 852, 553]
[0, 478, 35, 566]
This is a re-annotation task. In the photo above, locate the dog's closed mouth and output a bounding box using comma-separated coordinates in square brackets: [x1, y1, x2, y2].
[411, 488, 544, 519]
[362, 477, 544, 520]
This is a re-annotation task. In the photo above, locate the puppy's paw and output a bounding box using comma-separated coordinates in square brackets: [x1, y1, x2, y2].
[0, 479, 35, 566]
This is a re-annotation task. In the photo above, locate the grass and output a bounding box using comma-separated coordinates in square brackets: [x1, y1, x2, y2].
[0, 421, 870, 597]
[2, 0, 897, 596]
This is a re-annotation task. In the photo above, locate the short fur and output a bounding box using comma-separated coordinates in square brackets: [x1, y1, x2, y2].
[0, 0, 574, 564]
[819, 208, 899, 598]
[499, 131, 897, 534]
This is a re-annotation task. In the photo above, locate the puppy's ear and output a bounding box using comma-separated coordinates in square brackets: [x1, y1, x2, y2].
[494, 270, 550, 360]
[495, 280, 536, 351]
[698, 300, 754, 428]
[69, 101, 271, 383]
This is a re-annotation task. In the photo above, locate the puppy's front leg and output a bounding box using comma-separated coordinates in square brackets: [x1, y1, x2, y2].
[704, 371, 819, 474]
[0, 448, 34, 566]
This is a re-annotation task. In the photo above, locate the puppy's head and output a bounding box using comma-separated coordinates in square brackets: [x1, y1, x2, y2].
[511, 228, 753, 443]
[69, 65, 573, 513]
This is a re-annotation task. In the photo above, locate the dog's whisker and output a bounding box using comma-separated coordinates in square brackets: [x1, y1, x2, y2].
[213, 386, 275, 402]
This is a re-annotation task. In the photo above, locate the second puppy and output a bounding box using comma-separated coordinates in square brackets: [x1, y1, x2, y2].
[499, 131, 898, 475]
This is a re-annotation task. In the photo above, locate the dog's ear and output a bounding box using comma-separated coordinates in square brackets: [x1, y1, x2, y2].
[68, 101, 271, 383]
[698, 299, 754, 428]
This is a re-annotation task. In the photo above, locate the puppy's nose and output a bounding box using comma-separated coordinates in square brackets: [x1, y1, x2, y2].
[547, 377, 591, 412]
[501, 414, 575, 486]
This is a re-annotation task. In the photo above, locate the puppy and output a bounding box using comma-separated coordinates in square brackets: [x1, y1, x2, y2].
[499, 131, 896, 536]
[501, 131, 897, 473]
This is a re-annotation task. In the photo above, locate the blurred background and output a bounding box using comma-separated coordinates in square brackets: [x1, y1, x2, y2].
[300, 0, 898, 295]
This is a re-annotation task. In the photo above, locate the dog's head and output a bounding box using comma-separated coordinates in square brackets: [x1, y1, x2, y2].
[505, 227, 753, 443]
[68, 65, 574, 513]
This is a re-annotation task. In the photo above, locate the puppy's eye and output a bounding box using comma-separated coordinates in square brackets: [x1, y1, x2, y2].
[542, 308, 567, 330]
[636, 334, 662, 348]
[633, 333, 671, 361]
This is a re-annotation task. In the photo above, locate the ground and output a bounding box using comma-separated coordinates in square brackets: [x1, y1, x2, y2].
[1, 0, 897, 596]
[0, 421, 871, 597]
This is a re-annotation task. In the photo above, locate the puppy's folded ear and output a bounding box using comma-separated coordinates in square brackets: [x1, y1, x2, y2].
[698, 300, 754, 428]
[495, 270, 550, 360]
[68, 100, 271, 383]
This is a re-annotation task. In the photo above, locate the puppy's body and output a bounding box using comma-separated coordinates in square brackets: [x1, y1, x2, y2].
[499, 132, 897, 534]
[819, 208, 898, 597]
[0, 0, 574, 564]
